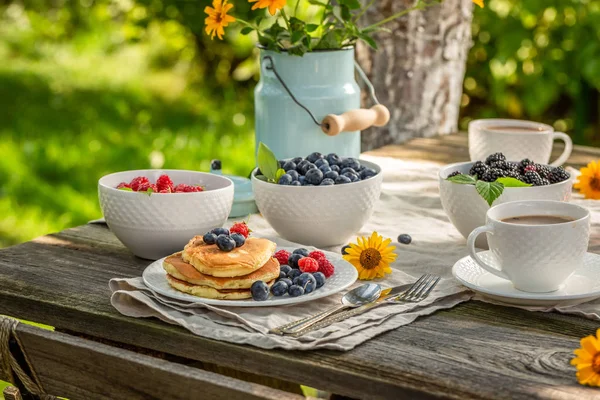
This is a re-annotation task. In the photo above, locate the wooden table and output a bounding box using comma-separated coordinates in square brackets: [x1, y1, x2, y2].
[2, 133, 600, 400]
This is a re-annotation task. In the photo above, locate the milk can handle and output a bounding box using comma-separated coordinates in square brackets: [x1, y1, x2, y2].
[262, 55, 390, 135]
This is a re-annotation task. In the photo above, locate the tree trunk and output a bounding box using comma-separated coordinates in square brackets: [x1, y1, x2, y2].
[357, 0, 474, 151]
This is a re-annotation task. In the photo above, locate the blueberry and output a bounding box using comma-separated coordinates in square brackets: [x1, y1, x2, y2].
[324, 171, 339, 180]
[313, 272, 326, 288]
[341, 245, 350, 255]
[251, 281, 269, 301]
[203, 232, 217, 245]
[278, 174, 293, 185]
[288, 170, 299, 181]
[320, 178, 335, 186]
[319, 165, 332, 174]
[282, 161, 296, 172]
[306, 152, 324, 163]
[360, 168, 378, 180]
[331, 165, 341, 173]
[341, 167, 357, 175]
[216, 235, 236, 252]
[212, 227, 229, 236]
[343, 172, 360, 182]
[335, 175, 352, 184]
[288, 284, 305, 297]
[341, 157, 361, 171]
[291, 156, 304, 165]
[280, 265, 292, 275]
[290, 181, 301, 186]
[211, 159, 222, 170]
[279, 277, 293, 287]
[299, 176, 306, 185]
[303, 183, 314, 186]
[278, 159, 285, 168]
[298, 161, 316, 175]
[293, 248, 310, 257]
[398, 234, 412, 245]
[326, 153, 341, 166]
[271, 280, 289, 296]
[305, 168, 323, 185]
[314, 159, 329, 168]
[230, 233, 245, 247]
[288, 269, 302, 280]
[297, 273, 316, 294]
[288, 253, 304, 269]
[279, 271, 287, 280]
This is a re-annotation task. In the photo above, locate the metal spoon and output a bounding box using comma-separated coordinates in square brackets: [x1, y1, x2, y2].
[276, 283, 382, 335]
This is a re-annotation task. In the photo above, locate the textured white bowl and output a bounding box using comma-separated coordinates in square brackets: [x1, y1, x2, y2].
[439, 162, 573, 248]
[99, 169, 234, 260]
[251, 160, 383, 247]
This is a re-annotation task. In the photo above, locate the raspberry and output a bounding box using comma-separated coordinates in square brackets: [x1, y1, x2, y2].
[308, 250, 326, 261]
[274, 250, 291, 266]
[318, 259, 335, 278]
[193, 186, 204, 192]
[159, 189, 171, 193]
[116, 182, 130, 189]
[137, 182, 157, 193]
[230, 222, 251, 238]
[129, 176, 149, 191]
[174, 184, 187, 192]
[298, 257, 319, 273]
[156, 174, 174, 192]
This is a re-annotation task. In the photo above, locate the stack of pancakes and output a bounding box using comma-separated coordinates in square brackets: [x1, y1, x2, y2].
[163, 235, 279, 299]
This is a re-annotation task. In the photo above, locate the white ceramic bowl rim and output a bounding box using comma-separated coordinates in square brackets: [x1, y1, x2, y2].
[438, 161, 571, 188]
[99, 169, 234, 195]
[469, 118, 554, 135]
[251, 159, 381, 189]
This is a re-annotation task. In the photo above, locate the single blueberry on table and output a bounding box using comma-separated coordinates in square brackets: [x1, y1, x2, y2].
[313, 272, 326, 288]
[288, 269, 302, 280]
[230, 233, 245, 247]
[203, 232, 217, 245]
[335, 175, 352, 184]
[280, 265, 292, 275]
[251, 281, 269, 301]
[320, 178, 335, 186]
[306, 152, 324, 163]
[305, 168, 323, 185]
[288, 170, 299, 181]
[360, 168, 378, 179]
[326, 153, 341, 166]
[278, 174, 293, 185]
[293, 248, 310, 257]
[314, 158, 329, 168]
[216, 235, 236, 252]
[341, 157, 361, 171]
[212, 227, 229, 236]
[398, 234, 412, 245]
[271, 280, 289, 296]
[341, 167, 357, 175]
[288, 253, 304, 269]
[288, 284, 305, 297]
[282, 161, 296, 172]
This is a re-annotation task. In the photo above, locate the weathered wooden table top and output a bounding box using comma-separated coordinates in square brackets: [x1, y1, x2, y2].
[2, 133, 600, 400]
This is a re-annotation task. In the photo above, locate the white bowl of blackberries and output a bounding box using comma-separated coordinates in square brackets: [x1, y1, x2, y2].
[439, 152, 573, 248]
[251, 147, 383, 247]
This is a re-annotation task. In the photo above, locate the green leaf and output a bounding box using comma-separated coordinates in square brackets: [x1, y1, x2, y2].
[144, 187, 154, 196]
[495, 177, 532, 187]
[307, 0, 327, 7]
[275, 168, 286, 182]
[475, 180, 504, 206]
[358, 32, 378, 50]
[291, 31, 304, 43]
[240, 27, 253, 35]
[446, 174, 477, 184]
[257, 142, 280, 183]
[338, 0, 361, 9]
[306, 24, 319, 32]
[315, 29, 345, 49]
[255, 174, 268, 182]
[118, 187, 133, 191]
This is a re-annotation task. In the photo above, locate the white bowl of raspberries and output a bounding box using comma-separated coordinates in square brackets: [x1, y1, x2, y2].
[251, 152, 383, 247]
[439, 153, 573, 248]
[99, 170, 234, 259]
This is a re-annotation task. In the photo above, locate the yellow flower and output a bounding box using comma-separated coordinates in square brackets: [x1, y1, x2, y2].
[571, 329, 600, 386]
[343, 232, 397, 280]
[472, 0, 484, 7]
[204, 0, 236, 40]
[574, 161, 600, 199]
[248, 0, 286, 16]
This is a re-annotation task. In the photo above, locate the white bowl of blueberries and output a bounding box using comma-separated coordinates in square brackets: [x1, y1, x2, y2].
[251, 152, 382, 247]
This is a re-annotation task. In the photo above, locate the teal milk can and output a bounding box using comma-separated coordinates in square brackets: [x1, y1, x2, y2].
[254, 47, 390, 160]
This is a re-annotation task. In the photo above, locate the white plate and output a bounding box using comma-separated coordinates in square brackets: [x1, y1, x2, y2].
[452, 251, 600, 306]
[142, 246, 358, 307]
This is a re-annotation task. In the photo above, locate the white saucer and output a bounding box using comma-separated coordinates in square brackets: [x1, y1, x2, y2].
[452, 251, 600, 306]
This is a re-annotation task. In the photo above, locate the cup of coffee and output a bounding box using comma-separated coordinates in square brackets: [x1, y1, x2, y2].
[469, 119, 573, 166]
[467, 200, 590, 293]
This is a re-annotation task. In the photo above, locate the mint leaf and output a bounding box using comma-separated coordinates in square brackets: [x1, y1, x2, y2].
[257, 142, 279, 183]
[275, 168, 286, 182]
[118, 187, 133, 191]
[241, 27, 253, 35]
[145, 187, 154, 196]
[496, 177, 532, 187]
[476, 180, 504, 206]
[306, 24, 319, 32]
[255, 174, 268, 182]
[446, 174, 477, 185]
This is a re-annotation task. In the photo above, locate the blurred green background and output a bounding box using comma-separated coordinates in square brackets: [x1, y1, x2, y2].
[0, 0, 599, 248]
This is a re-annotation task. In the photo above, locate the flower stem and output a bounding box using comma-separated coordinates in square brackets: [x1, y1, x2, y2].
[363, 0, 435, 30]
[280, 8, 292, 33]
[236, 18, 264, 35]
[294, 0, 301, 16]
[353, 0, 376, 22]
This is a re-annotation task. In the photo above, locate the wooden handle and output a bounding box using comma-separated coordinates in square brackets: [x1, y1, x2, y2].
[321, 104, 390, 136]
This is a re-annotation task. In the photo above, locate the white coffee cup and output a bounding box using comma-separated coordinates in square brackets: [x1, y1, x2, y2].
[467, 200, 590, 293]
[469, 119, 573, 166]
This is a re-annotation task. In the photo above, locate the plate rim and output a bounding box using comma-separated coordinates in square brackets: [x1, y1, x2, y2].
[142, 246, 358, 307]
[452, 251, 600, 302]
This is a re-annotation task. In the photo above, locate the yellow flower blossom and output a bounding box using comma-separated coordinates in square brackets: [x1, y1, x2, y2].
[204, 0, 236, 40]
[343, 232, 397, 280]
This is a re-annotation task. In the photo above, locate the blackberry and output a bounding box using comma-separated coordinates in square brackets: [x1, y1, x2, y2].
[540, 178, 550, 186]
[504, 169, 521, 179]
[489, 160, 509, 170]
[520, 158, 534, 172]
[485, 153, 506, 166]
[447, 171, 462, 178]
[469, 161, 489, 179]
[506, 161, 520, 170]
[523, 171, 544, 186]
[548, 167, 570, 184]
[535, 164, 552, 179]
[523, 165, 537, 174]
[482, 168, 506, 182]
